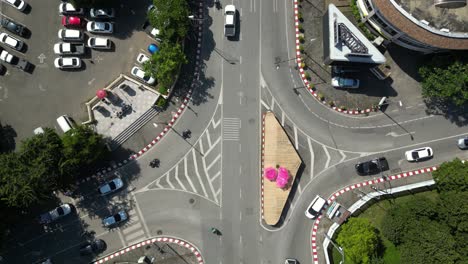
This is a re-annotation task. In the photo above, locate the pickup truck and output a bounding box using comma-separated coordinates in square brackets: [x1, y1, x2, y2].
[0, 48, 31, 71]
[224, 5, 236, 37]
[54, 42, 85, 55]
[142, 21, 161, 42]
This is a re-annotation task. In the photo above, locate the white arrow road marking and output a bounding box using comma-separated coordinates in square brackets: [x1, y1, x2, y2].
[38, 53, 46, 63]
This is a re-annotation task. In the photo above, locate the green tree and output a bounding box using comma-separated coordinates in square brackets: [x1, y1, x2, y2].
[419, 59, 468, 106]
[148, 0, 190, 42]
[433, 158, 468, 193]
[144, 41, 187, 87]
[60, 125, 109, 179]
[336, 218, 380, 264]
[0, 122, 16, 153]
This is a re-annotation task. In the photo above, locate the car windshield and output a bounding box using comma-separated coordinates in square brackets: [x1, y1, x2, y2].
[108, 181, 116, 190]
[57, 207, 64, 215]
[114, 214, 121, 221]
[412, 152, 419, 159]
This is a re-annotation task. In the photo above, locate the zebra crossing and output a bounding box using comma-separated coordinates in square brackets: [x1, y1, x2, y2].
[223, 117, 241, 141]
[140, 104, 223, 205]
[120, 208, 148, 246]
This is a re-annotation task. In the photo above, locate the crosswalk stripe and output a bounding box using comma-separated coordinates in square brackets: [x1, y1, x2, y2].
[124, 230, 145, 241]
[223, 118, 240, 141]
[121, 222, 142, 234]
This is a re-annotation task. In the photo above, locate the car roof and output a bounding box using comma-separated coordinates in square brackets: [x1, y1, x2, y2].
[94, 37, 109, 45]
[225, 5, 236, 12]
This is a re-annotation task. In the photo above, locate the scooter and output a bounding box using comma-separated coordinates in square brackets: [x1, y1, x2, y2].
[215, 0, 221, 9]
[150, 159, 160, 168]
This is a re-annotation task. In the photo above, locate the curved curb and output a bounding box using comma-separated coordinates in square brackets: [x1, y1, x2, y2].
[292, 0, 376, 116]
[94, 236, 204, 264]
[309, 165, 438, 264]
[75, 2, 205, 185]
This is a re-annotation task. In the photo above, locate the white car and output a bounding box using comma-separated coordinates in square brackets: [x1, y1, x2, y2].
[90, 8, 115, 19]
[59, 2, 84, 15]
[0, 32, 23, 51]
[86, 22, 113, 34]
[0, 50, 14, 63]
[131, 66, 155, 85]
[331, 77, 360, 89]
[54, 57, 82, 69]
[305, 195, 326, 219]
[87, 37, 111, 49]
[224, 5, 236, 37]
[47, 204, 72, 221]
[102, 210, 127, 227]
[53, 42, 85, 55]
[136, 53, 150, 64]
[58, 29, 84, 42]
[2, 0, 26, 11]
[405, 147, 433, 162]
[97, 177, 124, 195]
[457, 137, 468, 149]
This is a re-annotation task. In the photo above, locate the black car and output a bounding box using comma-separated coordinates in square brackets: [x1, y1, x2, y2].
[79, 239, 106, 255]
[0, 18, 26, 37]
[355, 157, 389, 175]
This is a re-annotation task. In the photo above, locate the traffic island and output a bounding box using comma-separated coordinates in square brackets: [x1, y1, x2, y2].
[94, 237, 203, 264]
[261, 112, 302, 226]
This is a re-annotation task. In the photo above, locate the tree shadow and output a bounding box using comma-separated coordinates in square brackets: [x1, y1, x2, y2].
[0, 122, 17, 153]
[424, 98, 468, 127]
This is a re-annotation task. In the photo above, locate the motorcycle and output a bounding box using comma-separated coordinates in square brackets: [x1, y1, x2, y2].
[150, 159, 160, 168]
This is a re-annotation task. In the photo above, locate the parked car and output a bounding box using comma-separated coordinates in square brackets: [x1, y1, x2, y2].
[457, 137, 468, 149]
[0, 18, 26, 37]
[0, 32, 24, 51]
[331, 77, 360, 89]
[131, 66, 155, 85]
[2, 0, 26, 11]
[54, 43, 85, 55]
[97, 177, 124, 195]
[0, 49, 15, 64]
[87, 37, 111, 49]
[285, 259, 298, 264]
[224, 5, 236, 37]
[79, 239, 106, 255]
[136, 53, 150, 64]
[142, 21, 161, 42]
[305, 195, 326, 219]
[62, 16, 83, 27]
[54, 57, 82, 69]
[58, 29, 84, 42]
[405, 147, 433, 162]
[102, 210, 127, 227]
[59, 2, 84, 15]
[147, 4, 157, 14]
[38, 203, 72, 224]
[355, 157, 389, 176]
[332, 66, 360, 75]
[90, 8, 115, 19]
[86, 21, 113, 34]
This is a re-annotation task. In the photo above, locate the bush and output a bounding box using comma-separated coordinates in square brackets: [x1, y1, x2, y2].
[299, 45, 304, 53]
[298, 24, 304, 32]
[304, 72, 310, 80]
[298, 12, 303, 22]
[158, 85, 168, 95]
[318, 93, 325, 101]
[298, 35, 305, 43]
[156, 97, 167, 108]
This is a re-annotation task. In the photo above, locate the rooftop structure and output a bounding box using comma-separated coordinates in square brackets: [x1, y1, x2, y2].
[357, 0, 468, 53]
[323, 4, 386, 66]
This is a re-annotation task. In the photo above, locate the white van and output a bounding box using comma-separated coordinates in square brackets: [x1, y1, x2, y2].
[56, 115, 76, 133]
[305, 195, 327, 219]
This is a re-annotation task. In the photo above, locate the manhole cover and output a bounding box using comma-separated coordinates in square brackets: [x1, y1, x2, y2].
[249, 118, 255, 124]
[157, 230, 163, 235]
[189, 198, 195, 204]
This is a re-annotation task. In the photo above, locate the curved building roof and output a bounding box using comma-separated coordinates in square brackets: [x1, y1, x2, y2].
[373, 0, 468, 50]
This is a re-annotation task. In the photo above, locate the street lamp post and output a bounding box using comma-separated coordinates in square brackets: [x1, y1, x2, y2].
[324, 233, 344, 264]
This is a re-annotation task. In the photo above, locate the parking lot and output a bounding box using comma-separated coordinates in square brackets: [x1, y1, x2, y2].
[0, 0, 155, 143]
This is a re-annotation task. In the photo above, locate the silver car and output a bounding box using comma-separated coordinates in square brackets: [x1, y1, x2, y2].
[87, 22, 113, 34]
[97, 177, 124, 195]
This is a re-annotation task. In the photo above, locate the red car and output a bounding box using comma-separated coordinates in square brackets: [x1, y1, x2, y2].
[62, 16, 82, 27]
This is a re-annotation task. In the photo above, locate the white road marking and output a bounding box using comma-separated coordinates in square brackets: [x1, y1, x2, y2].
[88, 78, 96, 85]
[198, 137, 204, 153]
[239, 188, 242, 199]
[184, 158, 198, 193]
[206, 154, 221, 171]
[156, 178, 164, 189]
[339, 150, 346, 163]
[203, 153, 218, 203]
[308, 138, 315, 180]
[193, 149, 209, 197]
[271, 97, 275, 111]
[294, 126, 298, 150]
[281, 111, 285, 126]
[240, 73, 242, 83]
[323, 146, 331, 168]
[386, 131, 416, 137]
[205, 137, 221, 156]
[297, 183, 302, 194]
[260, 100, 271, 110]
[166, 173, 175, 189]
[211, 171, 221, 183]
[121, 222, 142, 234]
[124, 230, 145, 241]
[206, 130, 212, 147]
[174, 165, 187, 191]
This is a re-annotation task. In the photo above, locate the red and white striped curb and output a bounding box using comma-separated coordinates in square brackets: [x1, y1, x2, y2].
[260, 113, 266, 219]
[292, 0, 375, 115]
[94, 237, 204, 264]
[75, 2, 205, 185]
[310, 165, 437, 264]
